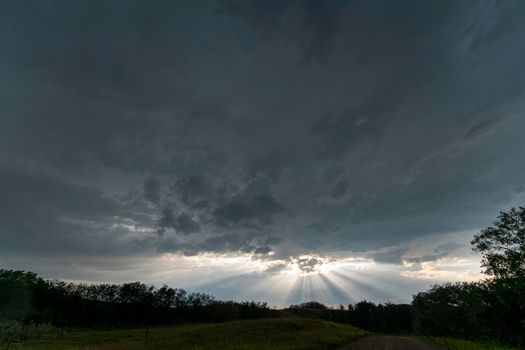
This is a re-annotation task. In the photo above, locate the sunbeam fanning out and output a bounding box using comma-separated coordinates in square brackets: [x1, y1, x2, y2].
[154, 252, 392, 306]
[143, 247, 480, 306]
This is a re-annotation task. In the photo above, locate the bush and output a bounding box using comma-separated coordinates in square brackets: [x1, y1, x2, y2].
[0, 321, 61, 344]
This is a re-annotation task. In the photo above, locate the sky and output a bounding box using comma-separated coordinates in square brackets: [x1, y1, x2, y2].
[1, 0, 525, 305]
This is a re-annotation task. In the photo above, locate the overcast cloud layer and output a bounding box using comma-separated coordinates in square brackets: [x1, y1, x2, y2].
[1, 0, 525, 304]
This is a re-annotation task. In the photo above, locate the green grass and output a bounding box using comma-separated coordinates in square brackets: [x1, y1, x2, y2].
[7, 318, 368, 350]
[422, 336, 517, 350]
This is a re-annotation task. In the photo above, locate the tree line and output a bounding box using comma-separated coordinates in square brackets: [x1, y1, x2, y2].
[287, 301, 413, 334]
[0, 270, 278, 327]
[411, 206, 525, 347]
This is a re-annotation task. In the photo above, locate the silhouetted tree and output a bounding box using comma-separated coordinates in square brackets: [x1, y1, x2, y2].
[289, 301, 327, 310]
[412, 282, 487, 337]
[0, 276, 31, 321]
[472, 206, 525, 279]
[412, 205, 525, 346]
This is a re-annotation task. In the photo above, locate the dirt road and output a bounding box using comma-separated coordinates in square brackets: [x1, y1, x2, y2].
[340, 335, 444, 350]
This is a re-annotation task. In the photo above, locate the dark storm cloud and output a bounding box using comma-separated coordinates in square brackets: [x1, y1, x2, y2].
[0, 162, 147, 256]
[1, 0, 525, 278]
[158, 207, 176, 231]
[173, 213, 200, 234]
[330, 180, 349, 200]
[295, 256, 322, 273]
[173, 175, 213, 209]
[464, 118, 502, 140]
[213, 194, 286, 226]
[157, 232, 272, 257]
[159, 207, 201, 236]
[296, 0, 347, 64]
[369, 246, 409, 265]
[216, 0, 289, 37]
[403, 242, 464, 265]
[253, 246, 273, 255]
[309, 111, 373, 161]
[143, 177, 161, 205]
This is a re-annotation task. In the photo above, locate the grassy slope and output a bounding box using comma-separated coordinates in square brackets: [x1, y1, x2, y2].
[10, 318, 368, 350]
[422, 337, 517, 350]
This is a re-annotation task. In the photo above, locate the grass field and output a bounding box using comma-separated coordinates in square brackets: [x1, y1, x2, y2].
[422, 337, 517, 350]
[6, 318, 368, 350]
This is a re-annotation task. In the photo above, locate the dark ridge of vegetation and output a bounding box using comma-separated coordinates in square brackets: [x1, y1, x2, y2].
[0, 269, 281, 328]
[412, 279, 524, 346]
[1, 206, 524, 348]
[411, 205, 525, 348]
[286, 300, 413, 335]
[289, 301, 328, 310]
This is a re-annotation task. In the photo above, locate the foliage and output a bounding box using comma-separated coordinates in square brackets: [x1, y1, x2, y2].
[289, 301, 328, 310]
[345, 301, 412, 334]
[286, 300, 413, 334]
[0, 270, 42, 322]
[5, 318, 367, 350]
[0, 321, 62, 344]
[472, 206, 525, 279]
[412, 274, 524, 346]
[412, 206, 525, 347]
[412, 282, 488, 337]
[0, 269, 277, 328]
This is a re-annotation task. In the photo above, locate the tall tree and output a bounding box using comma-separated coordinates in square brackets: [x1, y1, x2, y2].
[471, 206, 525, 279]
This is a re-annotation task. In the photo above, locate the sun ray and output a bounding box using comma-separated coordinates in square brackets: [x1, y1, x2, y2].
[318, 272, 354, 303]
